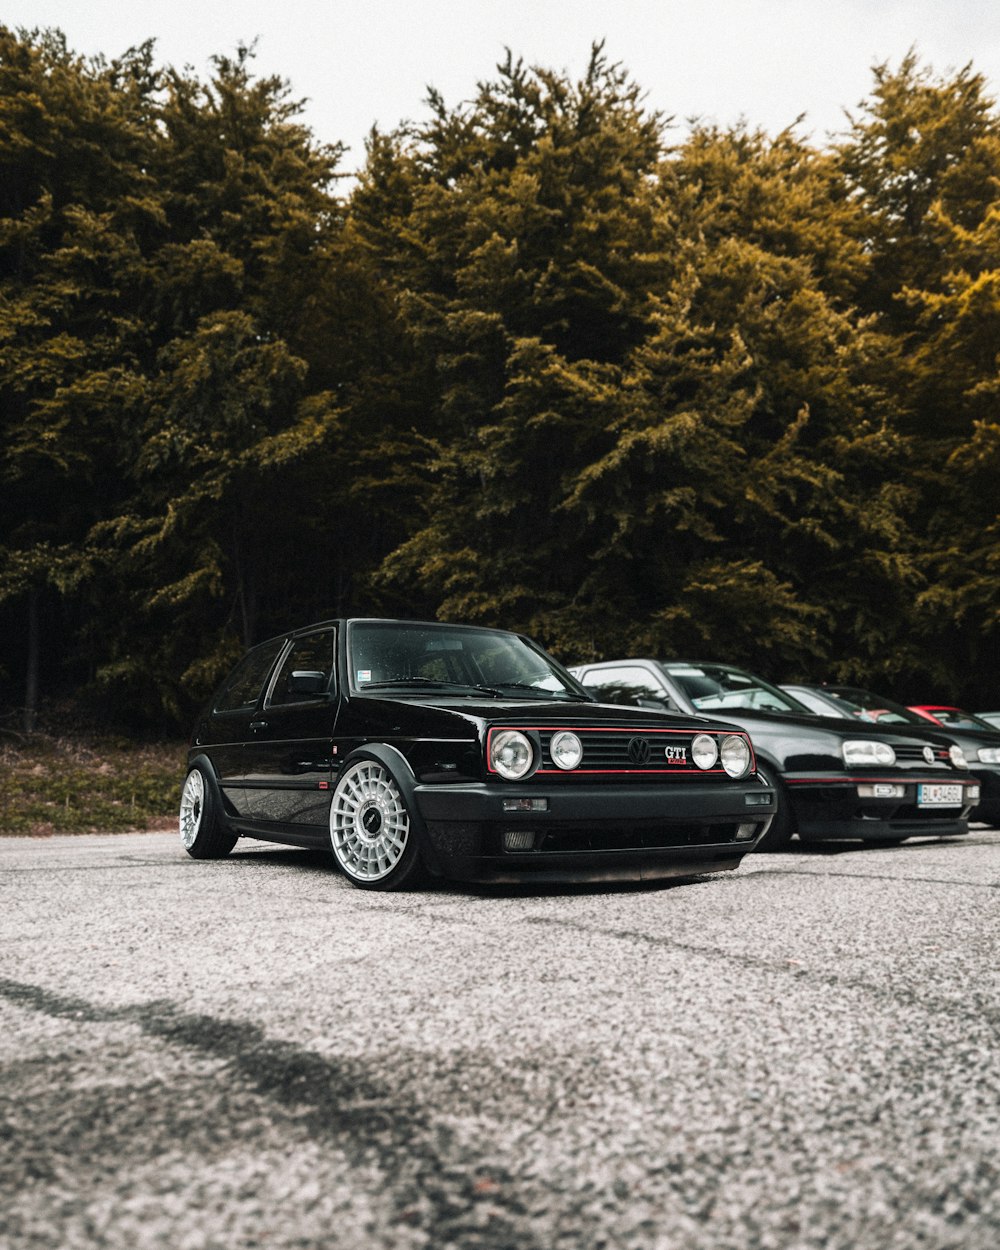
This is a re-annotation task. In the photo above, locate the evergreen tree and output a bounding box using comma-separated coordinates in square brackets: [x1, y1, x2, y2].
[839, 55, 1000, 699]
[0, 26, 158, 729]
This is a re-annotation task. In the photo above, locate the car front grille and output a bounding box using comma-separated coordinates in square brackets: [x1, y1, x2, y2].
[893, 744, 951, 766]
[535, 727, 738, 776]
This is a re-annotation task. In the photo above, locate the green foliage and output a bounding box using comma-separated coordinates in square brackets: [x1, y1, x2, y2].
[2, 29, 1000, 729]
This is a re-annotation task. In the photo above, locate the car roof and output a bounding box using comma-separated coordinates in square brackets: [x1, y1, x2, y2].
[254, 617, 528, 649]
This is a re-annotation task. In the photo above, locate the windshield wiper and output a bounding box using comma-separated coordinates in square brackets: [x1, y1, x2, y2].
[488, 681, 575, 699]
[361, 678, 504, 696]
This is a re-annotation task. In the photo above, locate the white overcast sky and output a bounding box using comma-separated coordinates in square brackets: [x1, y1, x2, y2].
[7, 1, 1000, 177]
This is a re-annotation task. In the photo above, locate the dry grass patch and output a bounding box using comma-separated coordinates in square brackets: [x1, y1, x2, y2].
[0, 736, 187, 836]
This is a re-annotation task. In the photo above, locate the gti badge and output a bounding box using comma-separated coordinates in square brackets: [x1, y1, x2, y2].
[922, 746, 935, 765]
[664, 745, 688, 764]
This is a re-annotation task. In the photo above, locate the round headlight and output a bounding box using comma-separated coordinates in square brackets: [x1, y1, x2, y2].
[842, 739, 896, 767]
[490, 729, 534, 780]
[692, 733, 719, 770]
[550, 731, 583, 770]
[720, 734, 751, 778]
[950, 745, 968, 768]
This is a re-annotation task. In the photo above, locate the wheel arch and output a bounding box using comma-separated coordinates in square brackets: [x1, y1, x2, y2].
[751, 755, 797, 847]
[186, 752, 239, 822]
[335, 743, 446, 877]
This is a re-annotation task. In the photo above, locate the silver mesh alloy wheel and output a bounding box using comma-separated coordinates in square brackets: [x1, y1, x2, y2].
[330, 760, 411, 882]
[179, 769, 205, 849]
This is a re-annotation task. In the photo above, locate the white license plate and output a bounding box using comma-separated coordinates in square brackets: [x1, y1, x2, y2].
[917, 784, 962, 806]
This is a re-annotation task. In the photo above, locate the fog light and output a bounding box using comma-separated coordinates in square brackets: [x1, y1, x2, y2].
[857, 783, 905, 798]
[502, 798, 548, 812]
[503, 830, 536, 851]
[735, 822, 758, 841]
[968, 785, 980, 800]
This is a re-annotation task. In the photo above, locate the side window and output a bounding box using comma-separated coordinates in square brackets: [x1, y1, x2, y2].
[267, 630, 336, 706]
[213, 639, 285, 713]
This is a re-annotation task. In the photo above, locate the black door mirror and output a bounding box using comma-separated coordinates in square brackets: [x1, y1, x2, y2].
[287, 670, 328, 696]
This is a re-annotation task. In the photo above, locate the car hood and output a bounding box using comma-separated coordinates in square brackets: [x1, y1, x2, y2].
[698, 706, 955, 746]
[351, 694, 747, 736]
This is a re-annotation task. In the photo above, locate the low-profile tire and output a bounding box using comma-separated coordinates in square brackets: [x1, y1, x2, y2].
[753, 761, 795, 851]
[329, 758, 425, 891]
[179, 766, 238, 859]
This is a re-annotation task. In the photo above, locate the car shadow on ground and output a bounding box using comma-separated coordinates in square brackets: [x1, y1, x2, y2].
[775, 833, 985, 855]
[218, 831, 987, 900]
[221, 842, 718, 898]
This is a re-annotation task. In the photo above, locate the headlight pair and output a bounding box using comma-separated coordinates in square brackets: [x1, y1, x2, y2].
[693, 733, 752, 778]
[489, 729, 583, 779]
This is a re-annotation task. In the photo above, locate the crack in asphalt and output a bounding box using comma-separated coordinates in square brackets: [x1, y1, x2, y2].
[0, 977, 544, 1249]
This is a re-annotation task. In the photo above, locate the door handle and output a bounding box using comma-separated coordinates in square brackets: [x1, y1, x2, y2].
[249, 720, 269, 731]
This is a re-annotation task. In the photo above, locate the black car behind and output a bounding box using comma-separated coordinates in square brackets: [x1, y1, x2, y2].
[569, 659, 980, 849]
[180, 620, 777, 888]
[783, 684, 1000, 827]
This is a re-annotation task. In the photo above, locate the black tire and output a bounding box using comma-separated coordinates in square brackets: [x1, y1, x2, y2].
[179, 765, 238, 859]
[328, 757, 426, 891]
[753, 761, 795, 851]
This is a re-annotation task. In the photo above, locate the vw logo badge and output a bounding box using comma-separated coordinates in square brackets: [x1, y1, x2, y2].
[922, 745, 935, 765]
[627, 736, 651, 766]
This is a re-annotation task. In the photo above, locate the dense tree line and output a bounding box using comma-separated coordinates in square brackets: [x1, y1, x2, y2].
[2, 28, 998, 733]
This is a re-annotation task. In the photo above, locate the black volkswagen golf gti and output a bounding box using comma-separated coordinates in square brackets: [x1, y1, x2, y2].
[180, 619, 776, 889]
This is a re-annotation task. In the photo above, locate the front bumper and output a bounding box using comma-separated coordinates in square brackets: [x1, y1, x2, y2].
[786, 773, 979, 841]
[412, 779, 776, 883]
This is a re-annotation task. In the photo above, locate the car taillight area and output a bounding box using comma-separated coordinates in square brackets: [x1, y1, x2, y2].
[485, 725, 755, 780]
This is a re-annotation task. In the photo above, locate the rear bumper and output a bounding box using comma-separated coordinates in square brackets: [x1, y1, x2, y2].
[786, 773, 978, 841]
[412, 779, 776, 882]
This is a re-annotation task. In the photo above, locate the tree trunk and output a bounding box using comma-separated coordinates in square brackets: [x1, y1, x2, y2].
[24, 588, 39, 734]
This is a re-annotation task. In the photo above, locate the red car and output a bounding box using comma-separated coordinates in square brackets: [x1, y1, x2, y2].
[909, 705, 999, 732]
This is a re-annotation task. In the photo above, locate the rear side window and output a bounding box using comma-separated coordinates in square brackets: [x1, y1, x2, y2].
[213, 639, 285, 713]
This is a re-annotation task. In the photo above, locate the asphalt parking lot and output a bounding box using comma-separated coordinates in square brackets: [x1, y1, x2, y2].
[1, 827, 998, 1250]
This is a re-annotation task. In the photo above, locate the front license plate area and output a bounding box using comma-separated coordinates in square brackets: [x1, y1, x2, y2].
[917, 783, 962, 806]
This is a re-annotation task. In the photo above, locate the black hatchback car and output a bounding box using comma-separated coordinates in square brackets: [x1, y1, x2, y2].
[569, 659, 980, 849]
[180, 619, 777, 889]
[783, 684, 1000, 827]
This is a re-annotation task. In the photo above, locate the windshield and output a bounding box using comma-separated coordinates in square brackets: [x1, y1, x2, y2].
[826, 687, 923, 725]
[347, 621, 586, 700]
[664, 663, 810, 714]
[796, 687, 880, 722]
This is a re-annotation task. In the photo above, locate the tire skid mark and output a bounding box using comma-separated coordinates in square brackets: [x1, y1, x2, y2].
[0, 977, 543, 1249]
[519, 917, 1000, 1030]
[746, 867, 1000, 889]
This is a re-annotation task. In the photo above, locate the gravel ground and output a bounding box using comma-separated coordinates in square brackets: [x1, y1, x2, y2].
[1, 827, 998, 1249]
